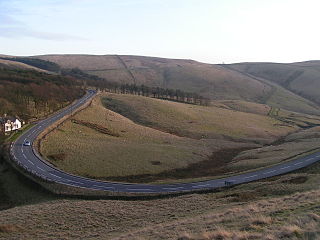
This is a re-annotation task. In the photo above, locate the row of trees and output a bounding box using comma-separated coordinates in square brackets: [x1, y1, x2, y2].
[63, 68, 211, 106]
[108, 84, 211, 106]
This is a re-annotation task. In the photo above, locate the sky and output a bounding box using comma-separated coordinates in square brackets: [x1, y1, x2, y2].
[0, 0, 320, 64]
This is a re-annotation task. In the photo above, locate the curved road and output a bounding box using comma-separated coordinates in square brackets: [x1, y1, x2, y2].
[10, 91, 320, 195]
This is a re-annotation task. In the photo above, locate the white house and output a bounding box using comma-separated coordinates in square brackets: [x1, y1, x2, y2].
[0, 116, 23, 134]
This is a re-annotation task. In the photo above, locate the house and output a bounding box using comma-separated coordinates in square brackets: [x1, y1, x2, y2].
[0, 116, 23, 134]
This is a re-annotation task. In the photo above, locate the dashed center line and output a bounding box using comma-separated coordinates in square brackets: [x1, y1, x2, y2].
[37, 166, 45, 172]
[280, 166, 291, 170]
[128, 188, 154, 192]
[306, 158, 314, 162]
[50, 173, 62, 179]
[244, 174, 258, 179]
[192, 184, 211, 188]
[163, 187, 185, 191]
[27, 160, 34, 165]
[263, 169, 277, 175]
[294, 162, 303, 166]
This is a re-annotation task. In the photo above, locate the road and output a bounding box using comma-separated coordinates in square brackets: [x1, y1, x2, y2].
[10, 90, 320, 195]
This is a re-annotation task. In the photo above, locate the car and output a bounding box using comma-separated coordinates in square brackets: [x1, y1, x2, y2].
[23, 141, 31, 146]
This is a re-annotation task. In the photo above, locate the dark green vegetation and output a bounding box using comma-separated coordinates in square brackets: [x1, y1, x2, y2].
[0, 67, 84, 120]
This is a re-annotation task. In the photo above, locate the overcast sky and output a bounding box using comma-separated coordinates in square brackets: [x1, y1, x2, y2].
[0, 0, 319, 63]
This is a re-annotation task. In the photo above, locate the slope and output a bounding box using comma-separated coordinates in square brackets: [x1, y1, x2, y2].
[34, 54, 320, 115]
[229, 61, 320, 106]
[35, 54, 272, 102]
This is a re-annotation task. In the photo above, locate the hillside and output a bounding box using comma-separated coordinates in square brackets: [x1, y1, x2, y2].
[33, 54, 320, 116]
[34, 55, 271, 101]
[0, 59, 47, 72]
[228, 61, 320, 106]
[39, 93, 320, 183]
[1, 157, 319, 239]
[0, 67, 84, 120]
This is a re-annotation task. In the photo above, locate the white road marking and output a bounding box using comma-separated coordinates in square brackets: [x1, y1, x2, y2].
[50, 173, 62, 179]
[280, 166, 291, 170]
[92, 185, 115, 190]
[192, 184, 211, 188]
[22, 153, 27, 159]
[163, 187, 185, 191]
[294, 162, 303, 166]
[128, 188, 154, 192]
[244, 174, 258, 179]
[65, 179, 80, 184]
[264, 170, 276, 175]
[37, 166, 45, 172]
[27, 160, 34, 165]
[306, 158, 314, 162]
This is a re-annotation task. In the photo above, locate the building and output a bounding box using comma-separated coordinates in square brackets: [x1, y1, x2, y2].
[0, 116, 23, 134]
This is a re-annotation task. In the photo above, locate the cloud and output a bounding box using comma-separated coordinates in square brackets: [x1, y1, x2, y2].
[0, 26, 87, 41]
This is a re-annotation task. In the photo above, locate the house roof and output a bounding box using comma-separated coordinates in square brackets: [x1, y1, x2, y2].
[0, 116, 20, 124]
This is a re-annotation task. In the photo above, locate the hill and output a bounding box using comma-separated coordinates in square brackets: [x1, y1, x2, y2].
[33, 54, 320, 116]
[228, 61, 320, 107]
[39, 93, 320, 183]
[1, 155, 319, 239]
[0, 67, 84, 120]
[34, 54, 271, 101]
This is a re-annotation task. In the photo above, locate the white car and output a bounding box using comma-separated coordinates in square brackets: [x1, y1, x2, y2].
[23, 141, 31, 146]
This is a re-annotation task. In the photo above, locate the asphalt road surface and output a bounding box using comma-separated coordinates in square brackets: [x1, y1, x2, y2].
[10, 91, 320, 195]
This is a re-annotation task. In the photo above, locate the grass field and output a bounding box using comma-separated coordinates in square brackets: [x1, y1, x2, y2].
[0, 159, 319, 239]
[39, 93, 319, 183]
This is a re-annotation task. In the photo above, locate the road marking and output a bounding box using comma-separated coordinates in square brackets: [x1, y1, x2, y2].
[192, 184, 211, 188]
[128, 188, 155, 192]
[50, 173, 62, 179]
[65, 179, 80, 184]
[263, 170, 276, 175]
[92, 185, 115, 190]
[244, 174, 258, 179]
[306, 158, 314, 162]
[27, 160, 34, 165]
[294, 162, 303, 166]
[37, 166, 45, 172]
[163, 187, 185, 191]
[22, 153, 27, 159]
[280, 166, 291, 170]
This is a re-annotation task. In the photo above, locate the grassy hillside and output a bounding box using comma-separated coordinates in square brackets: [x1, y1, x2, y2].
[0, 59, 48, 72]
[39, 93, 320, 183]
[0, 155, 319, 239]
[34, 54, 320, 116]
[35, 54, 273, 102]
[228, 61, 320, 107]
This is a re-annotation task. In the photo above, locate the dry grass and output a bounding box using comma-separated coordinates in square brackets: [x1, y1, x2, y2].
[0, 172, 319, 239]
[102, 93, 295, 140]
[213, 100, 271, 115]
[228, 126, 320, 172]
[39, 93, 300, 183]
[36, 54, 273, 103]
